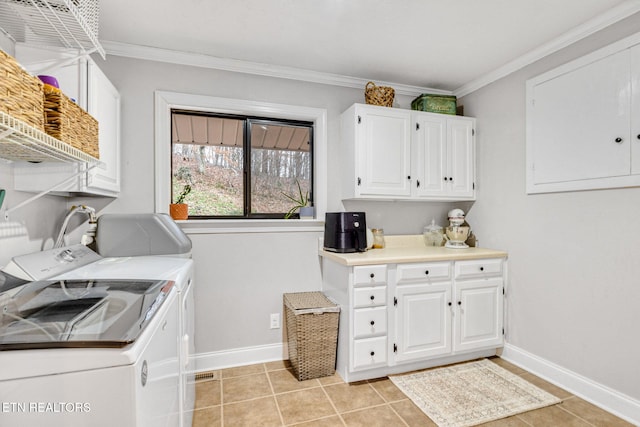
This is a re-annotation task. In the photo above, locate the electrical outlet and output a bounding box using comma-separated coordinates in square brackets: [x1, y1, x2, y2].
[270, 313, 280, 329]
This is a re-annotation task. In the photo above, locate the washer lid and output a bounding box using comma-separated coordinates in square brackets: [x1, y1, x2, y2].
[0, 278, 174, 350]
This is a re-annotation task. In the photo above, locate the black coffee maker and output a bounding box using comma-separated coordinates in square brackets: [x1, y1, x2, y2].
[323, 212, 367, 253]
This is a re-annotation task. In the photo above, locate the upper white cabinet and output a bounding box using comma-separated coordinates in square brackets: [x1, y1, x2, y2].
[526, 34, 640, 194]
[413, 113, 475, 199]
[12, 44, 121, 196]
[341, 103, 475, 201]
[342, 104, 412, 197]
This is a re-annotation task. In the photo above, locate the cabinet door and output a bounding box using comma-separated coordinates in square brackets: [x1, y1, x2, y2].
[528, 49, 631, 189]
[356, 106, 412, 197]
[453, 278, 503, 352]
[413, 114, 447, 197]
[395, 283, 452, 362]
[631, 44, 640, 175]
[86, 60, 121, 194]
[447, 118, 475, 198]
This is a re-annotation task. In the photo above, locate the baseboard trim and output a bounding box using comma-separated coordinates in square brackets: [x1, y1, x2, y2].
[501, 344, 640, 425]
[194, 343, 285, 372]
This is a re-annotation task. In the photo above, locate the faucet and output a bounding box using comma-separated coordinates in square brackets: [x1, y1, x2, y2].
[54, 205, 98, 248]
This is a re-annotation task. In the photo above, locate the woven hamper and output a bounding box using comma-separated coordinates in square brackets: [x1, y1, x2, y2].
[0, 49, 44, 131]
[283, 292, 340, 381]
[43, 84, 100, 158]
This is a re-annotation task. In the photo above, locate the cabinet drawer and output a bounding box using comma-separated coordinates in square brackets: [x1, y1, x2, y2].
[396, 262, 451, 283]
[353, 265, 387, 286]
[455, 258, 503, 279]
[353, 336, 387, 370]
[353, 287, 387, 308]
[353, 306, 387, 338]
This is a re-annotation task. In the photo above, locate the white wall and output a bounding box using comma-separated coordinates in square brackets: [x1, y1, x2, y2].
[461, 13, 640, 404]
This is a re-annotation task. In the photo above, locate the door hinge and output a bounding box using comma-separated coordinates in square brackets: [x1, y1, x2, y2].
[472, 128, 475, 136]
[393, 343, 397, 353]
[502, 327, 505, 335]
[394, 297, 397, 306]
[502, 287, 505, 296]
[416, 123, 420, 130]
[357, 115, 362, 124]
[357, 177, 361, 186]
[473, 182, 475, 190]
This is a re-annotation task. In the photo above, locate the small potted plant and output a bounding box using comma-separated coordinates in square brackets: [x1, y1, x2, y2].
[282, 180, 314, 219]
[170, 184, 192, 220]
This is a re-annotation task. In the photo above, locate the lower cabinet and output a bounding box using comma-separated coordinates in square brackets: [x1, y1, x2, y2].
[322, 257, 505, 383]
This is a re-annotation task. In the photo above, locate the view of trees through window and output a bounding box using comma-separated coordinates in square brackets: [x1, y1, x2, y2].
[171, 112, 313, 218]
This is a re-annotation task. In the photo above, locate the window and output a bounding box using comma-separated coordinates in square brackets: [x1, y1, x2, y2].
[154, 92, 327, 226]
[171, 110, 313, 218]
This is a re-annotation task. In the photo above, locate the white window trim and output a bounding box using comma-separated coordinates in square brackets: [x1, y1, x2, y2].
[154, 91, 327, 231]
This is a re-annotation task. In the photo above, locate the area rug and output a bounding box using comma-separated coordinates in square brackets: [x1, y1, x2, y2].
[389, 359, 561, 427]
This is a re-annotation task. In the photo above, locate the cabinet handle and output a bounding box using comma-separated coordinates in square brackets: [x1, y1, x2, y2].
[637, 134, 640, 140]
[407, 176, 411, 180]
[449, 177, 453, 181]
[370, 320, 375, 326]
[480, 266, 484, 271]
[416, 180, 420, 188]
[448, 302, 452, 306]
[458, 301, 462, 305]
[370, 273, 375, 278]
[370, 351, 375, 356]
[370, 295, 375, 300]
[425, 270, 429, 275]
[443, 177, 448, 181]
[615, 137, 623, 143]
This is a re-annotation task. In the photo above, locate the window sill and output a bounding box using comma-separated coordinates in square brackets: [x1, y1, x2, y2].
[175, 218, 325, 234]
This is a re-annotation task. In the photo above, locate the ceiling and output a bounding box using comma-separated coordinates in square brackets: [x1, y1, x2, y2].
[98, 0, 636, 94]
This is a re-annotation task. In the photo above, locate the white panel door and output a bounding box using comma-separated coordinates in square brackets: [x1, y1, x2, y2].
[454, 278, 503, 352]
[413, 114, 447, 197]
[86, 60, 121, 194]
[631, 44, 640, 175]
[395, 283, 452, 362]
[530, 49, 631, 185]
[356, 107, 412, 197]
[447, 118, 475, 198]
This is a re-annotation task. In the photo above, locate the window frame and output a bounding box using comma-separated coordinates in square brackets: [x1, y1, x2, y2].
[170, 110, 314, 219]
[155, 91, 327, 230]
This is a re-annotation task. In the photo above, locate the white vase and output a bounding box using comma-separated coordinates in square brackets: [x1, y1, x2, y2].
[299, 206, 314, 219]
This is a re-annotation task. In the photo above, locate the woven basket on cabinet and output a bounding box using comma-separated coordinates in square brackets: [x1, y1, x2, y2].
[364, 81, 395, 107]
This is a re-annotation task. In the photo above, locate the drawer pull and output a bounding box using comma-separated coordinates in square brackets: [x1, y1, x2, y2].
[370, 273, 375, 278]
[448, 302, 452, 306]
[370, 351, 375, 356]
[480, 266, 484, 271]
[370, 295, 375, 300]
[458, 301, 462, 305]
[370, 320, 375, 326]
[425, 270, 429, 275]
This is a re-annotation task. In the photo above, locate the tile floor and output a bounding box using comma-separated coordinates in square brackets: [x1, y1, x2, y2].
[190, 357, 633, 427]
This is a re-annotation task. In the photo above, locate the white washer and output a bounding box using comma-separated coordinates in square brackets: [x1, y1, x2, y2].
[0, 245, 195, 427]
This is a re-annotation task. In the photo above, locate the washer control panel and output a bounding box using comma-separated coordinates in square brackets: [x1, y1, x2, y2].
[9, 244, 102, 280]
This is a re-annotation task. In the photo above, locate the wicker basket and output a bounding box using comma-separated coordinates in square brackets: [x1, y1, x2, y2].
[43, 84, 100, 158]
[283, 292, 340, 381]
[0, 49, 45, 131]
[364, 81, 395, 107]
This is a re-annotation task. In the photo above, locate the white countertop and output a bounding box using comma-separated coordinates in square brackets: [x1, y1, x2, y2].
[319, 235, 508, 266]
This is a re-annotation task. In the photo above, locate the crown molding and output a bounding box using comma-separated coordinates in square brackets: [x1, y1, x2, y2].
[453, 0, 640, 97]
[101, 40, 450, 97]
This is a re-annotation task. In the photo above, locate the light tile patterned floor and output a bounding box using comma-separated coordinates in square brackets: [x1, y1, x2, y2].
[190, 357, 633, 426]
